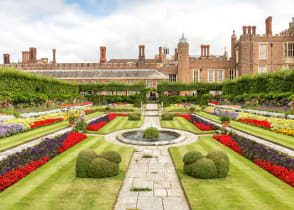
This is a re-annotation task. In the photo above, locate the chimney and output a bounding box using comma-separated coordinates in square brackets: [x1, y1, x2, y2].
[29, 47, 37, 63]
[252, 26, 256, 36]
[248, 26, 252, 35]
[3, 54, 10, 64]
[243, 26, 247, 35]
[52, 49, 56, 63]
[139, 45, 145, 60]
[175, 48, 178, 61]
[22, 51, 30, 64]
[207, 45, 210, 57]
[100, 46, 106, 63]
[266, 16, 272, 36]
[201, 45, 203, 57]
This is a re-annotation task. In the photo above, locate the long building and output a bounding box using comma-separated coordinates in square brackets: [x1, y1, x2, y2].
[1, 16, 294, 88]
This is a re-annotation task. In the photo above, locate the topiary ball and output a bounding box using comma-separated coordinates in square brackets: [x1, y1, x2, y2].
[88, 158, 119, 178]
[207, 151, 229, 165]
[191, 158, 217, 179]
[76, 149, 98, 178]
[183, 163, 194, 176]
[102, 151, 122, 164]
[183, 151, 203, 164]
[207, 151, 229, 178]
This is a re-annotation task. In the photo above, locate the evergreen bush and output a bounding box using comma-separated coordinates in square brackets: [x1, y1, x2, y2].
[128, 113, 141, 121]
[143, 127, 159, 139]
[88, 158, 119, 178]
[161, 95, 170, 107]
[183, 151, 203, 164]
[207, 151, 230, 178]
[191, 158, 217, 179]
[76, 150, 98, 178]
[161, 113, 174, 120]
[102, 151, 122, 164]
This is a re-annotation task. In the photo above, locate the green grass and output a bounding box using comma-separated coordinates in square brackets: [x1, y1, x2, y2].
[160, 117, 215, 134]
[169, 136, 294, 210]
[0, 136, 134, 210]
[88, 116, 143, 134]
[196, 112, 294, 149]
[0, 112, 104, 152]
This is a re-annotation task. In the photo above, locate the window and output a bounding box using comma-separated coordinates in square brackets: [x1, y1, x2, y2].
[208, 70, 214, 82]
[104, 80, 110, 83]
[128, 80, 134, 84]
[146, 80, 153, 88]
[193, 70, 199, 82]
[258, 64, 267, 73]
[168, 74, 177, 82]
[96, 80, 101, 83]
[259, 44, 267, 59]
[285, 43, 294, 57]
[217, 71, 224, 82]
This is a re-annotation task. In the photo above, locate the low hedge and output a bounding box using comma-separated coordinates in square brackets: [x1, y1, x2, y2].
[76, 150, 98, 178]
[128, 113, 141, 121]
[88, 158, 119, 178]
[143, 127, 159, 139]
[161, 113, 174, 120]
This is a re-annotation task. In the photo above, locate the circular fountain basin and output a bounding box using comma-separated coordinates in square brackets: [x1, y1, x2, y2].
[117, 129, 185, 146]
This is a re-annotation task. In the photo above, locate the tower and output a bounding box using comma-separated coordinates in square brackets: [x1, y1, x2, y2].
[177, 34, 190, 82]
[231, 30, 237, 60]
[100, 46, 106, 63]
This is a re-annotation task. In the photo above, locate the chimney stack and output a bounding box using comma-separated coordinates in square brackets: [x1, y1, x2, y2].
[3, 54, 10, 64]
[207, 45, 210, 57]
[243, 26, 247, 35]
[139, 45, 145, 60]
[201, 45, 203, 57]
[175, 48, 178, 61]
[100, 46, 106, 63]
[265, 16, 272, 36]
[52, 49, 56, 63]
[252, 26, 256, 36]
[29, 47, 37, 63]
[248, 26, 252, 35]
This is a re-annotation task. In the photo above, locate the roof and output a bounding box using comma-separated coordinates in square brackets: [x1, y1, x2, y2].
[27, 69, 168, 80]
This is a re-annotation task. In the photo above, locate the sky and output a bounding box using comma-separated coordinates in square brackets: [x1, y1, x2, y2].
[0, 0, 293, 63]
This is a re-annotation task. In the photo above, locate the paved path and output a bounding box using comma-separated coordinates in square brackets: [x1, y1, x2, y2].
[196, 114, 294, 157]
[0, 114, 106, 161]
[113, 104, 191, 210]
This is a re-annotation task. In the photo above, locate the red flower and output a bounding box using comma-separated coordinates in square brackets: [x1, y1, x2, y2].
[175, 114, 191, 121]
[30, 118, 63, 129]
[254, 159, 294, 187]
[0, 156, 49, 192]
[57, 132, 87, 153]
[108, 113, 128, 121]
[86, 121, 107, 131]
[193, 122, 214, 131]
[208, 101, 219, 105]
[239, 118, 271, 129]
[213, 135, 243, 155]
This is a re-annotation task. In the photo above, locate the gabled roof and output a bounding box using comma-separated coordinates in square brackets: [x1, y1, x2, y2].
[27, 69, 168, 80]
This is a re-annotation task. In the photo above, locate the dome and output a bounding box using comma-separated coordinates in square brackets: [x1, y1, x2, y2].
[179, 33, 188, 43]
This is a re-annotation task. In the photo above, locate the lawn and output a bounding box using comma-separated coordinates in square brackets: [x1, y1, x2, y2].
[0, 136, 134, 210]
[0, 112, 104, 152]
[88, 116, 144, 134]
[161, 116, 215, 134]
[169, 136, 294, 210]
[196, 112, 294, 149]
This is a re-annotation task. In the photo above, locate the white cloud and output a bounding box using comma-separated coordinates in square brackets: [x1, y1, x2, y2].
[0, 0, 293, 64]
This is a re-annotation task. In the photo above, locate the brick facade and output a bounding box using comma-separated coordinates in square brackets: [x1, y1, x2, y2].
[1, 16, 294, 84]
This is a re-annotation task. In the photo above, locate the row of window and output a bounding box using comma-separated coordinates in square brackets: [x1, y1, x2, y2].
[169, 70, 225, 83]
[259, 42, 294, 60]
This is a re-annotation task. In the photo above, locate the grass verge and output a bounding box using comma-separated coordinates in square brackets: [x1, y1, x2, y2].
[169, 136, 294, 210]
[0, 136, 134, 210]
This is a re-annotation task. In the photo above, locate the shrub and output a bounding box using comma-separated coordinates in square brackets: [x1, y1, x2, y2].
[161, 113, 174, 120]
[183, 163, 194, 175]
[88, 158, 119, 178]
[220, 115, 230, 122]
[161, 94, 170, 107]
[76, 150, 98, 178]
[102, 150, 122, 164]
[133, 95, 142, 107]
[207, 151, 229, 165]
[183, 151, 203, 164]
[143, 127, 159, 139]
[128, 113, 141, 121]
[191, 158, 217, 179]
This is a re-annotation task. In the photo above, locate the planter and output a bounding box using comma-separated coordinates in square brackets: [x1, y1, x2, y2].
[221, 121, 230, 128]
[190, 110, 195, 114]
[69, 122, 75, 127]
[105, 110, 110, 114]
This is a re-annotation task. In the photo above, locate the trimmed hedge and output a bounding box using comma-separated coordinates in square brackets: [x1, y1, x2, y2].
[183, 151, 203, 164]
[88, 158, 119, 178]
[128, 113, 141, 121]
[161, 113, 174, 121]
[191, 158, 217, 179]
[76, 150, 98, 178]
[143, 127, 159, 139]
[102, 151, 122, 164]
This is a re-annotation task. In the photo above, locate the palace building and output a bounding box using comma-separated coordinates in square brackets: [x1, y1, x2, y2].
[1, 16, 294, 88]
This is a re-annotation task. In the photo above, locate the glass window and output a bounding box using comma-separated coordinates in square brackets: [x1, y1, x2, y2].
[208, 70, 214, 82]
[146, 80, 153, 88]
[193, 70, 199, 82]
[258, 65, 267, 73]
[259, 44, 267, 59]
[217, 71, 223, 82]
[128, 80, 134, 84]
[168, 74, 177, 82]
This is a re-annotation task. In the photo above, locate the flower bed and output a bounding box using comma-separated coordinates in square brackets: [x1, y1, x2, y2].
[208, 101, 219, 105]
[175, 103, 192, 106]
[30, 118, 63, 129]
[0, 132, 87, 192]
[238, 118, 271, 129]
[174, 114, 190, 121]
[86, 113, 128, 131]
[60, 102, 92, 108]
[213, 134, 294, 187]
[0, 124, 23, 138]
[175, 114, 215, 131]
[84, 110, 96, 115]
[193, 122, 214, 131]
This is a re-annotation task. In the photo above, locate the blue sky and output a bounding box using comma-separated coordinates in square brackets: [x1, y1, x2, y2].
[66, 0, 118, 16]
[0, 0, 293, 63]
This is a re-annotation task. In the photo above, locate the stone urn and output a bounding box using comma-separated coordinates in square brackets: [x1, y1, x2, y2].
[221, 121, 230, 128]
